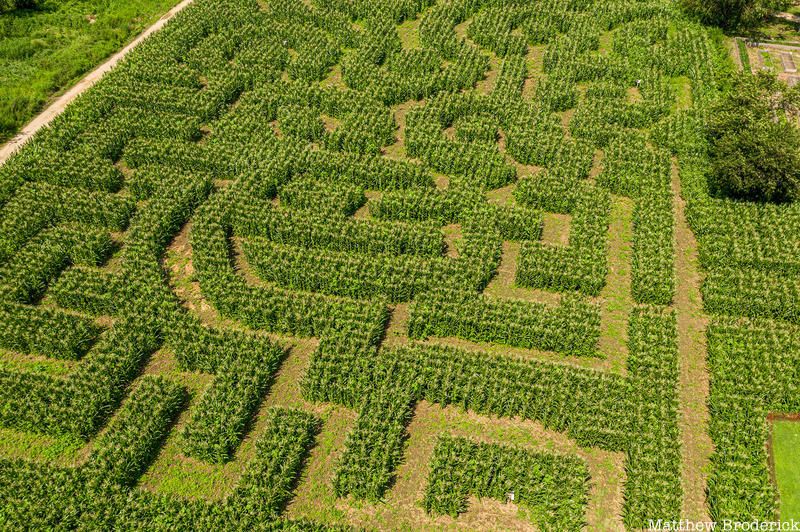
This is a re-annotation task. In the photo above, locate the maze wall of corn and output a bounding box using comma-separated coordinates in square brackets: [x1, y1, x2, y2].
[1, 0, 798, 529]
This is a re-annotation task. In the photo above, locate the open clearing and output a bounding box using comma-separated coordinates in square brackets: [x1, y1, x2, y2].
[773, 421, 800, 522]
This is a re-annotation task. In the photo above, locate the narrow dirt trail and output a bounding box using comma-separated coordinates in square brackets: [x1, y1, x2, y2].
[0, 0, 195, 166]
[672, 161, 713, 522]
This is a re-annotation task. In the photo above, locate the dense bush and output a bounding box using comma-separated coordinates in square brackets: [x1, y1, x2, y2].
[0, 0, 41, 13]
[707, 72, 800, 203]
[680, 0, 791, 31]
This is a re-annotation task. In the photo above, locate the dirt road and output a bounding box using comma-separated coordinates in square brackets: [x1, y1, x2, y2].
[0, 0, 195, 166]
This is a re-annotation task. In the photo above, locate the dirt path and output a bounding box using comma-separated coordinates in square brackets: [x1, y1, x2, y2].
[672, 160, 713, 522]
[776, 11, 800, 24]
[0, 0, 196, 166]
[756, 41, 800, 52]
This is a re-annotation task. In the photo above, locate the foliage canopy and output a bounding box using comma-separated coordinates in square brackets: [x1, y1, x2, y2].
[707, 72, 800, 203]
[0, 0, 42, 12]
[680, 0, 792, 31]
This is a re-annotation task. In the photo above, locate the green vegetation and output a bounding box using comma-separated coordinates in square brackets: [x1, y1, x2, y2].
[422, 435, 589, 530]
[740, 2, 800, 42]
[738, 38, 753, 72]
[0, 0, 42, 14]
[706, 72, 800, 203]
[0, 0, 179, 142]
[681, 0, 792, 31]
[0, 0, 795, 529]
[774, 421, 800, 521]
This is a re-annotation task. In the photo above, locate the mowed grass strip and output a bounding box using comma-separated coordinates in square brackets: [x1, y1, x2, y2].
[774, 421, 800, 522]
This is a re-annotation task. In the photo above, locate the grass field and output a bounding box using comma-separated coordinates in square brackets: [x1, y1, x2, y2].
[0, 0, 798, 530]
[774, 421, 800, 521]
[756, 19, 800, 44]
[0, 0, 179, 142]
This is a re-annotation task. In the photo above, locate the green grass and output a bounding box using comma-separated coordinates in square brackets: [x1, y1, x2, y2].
[0, 349, 74, 376]
[0, 0, 180, 143]
[760, 50, 777, 71]
[670, 76, 693, 111]
[774, 421, 800, 522]
[598, 30, 614, 56]
[737, 39, 752, 74]
[0, 427, 83, 465]
[396, 17, 421, 50]
[754, 16, 800, 45]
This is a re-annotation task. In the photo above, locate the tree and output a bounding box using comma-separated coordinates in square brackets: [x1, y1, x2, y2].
[0, 0, 43, 12]
[681, 0, 791, 31]
[706, 72, 800, 203]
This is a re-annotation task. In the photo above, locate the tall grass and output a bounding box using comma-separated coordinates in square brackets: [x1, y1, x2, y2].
[0, 0, 178, 142]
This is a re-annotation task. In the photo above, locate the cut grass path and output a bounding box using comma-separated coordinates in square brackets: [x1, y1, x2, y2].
[773, 420, 800, 522]
[599, 196, 633, 374]
[397, 16, 422, 50]
[673, 159, 714, 522]
[0, 0, 196, 166]
[289, 399, 625, 531]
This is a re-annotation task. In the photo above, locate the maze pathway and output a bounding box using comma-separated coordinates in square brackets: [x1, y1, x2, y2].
[0, 0, 798, 529]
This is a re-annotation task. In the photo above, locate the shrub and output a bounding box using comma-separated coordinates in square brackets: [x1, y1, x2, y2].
[681, 0, 791, 31]
[706, 72, 800, 203]
[0, 0, 42, 12]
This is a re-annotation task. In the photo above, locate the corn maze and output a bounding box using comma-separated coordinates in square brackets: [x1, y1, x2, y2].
[0, 0, 798, 529]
